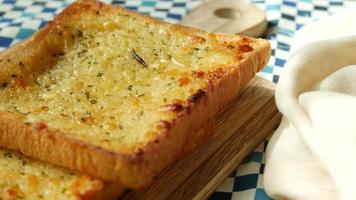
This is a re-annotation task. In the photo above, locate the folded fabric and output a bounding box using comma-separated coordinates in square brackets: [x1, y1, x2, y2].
[264, 12, 356, 200]
[290, 10, 356, 54]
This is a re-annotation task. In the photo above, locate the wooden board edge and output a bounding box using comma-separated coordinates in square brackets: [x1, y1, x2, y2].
[194, 110, 281, 199]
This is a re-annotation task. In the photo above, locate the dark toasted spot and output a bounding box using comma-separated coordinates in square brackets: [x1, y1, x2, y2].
[80, 116, 94, 124]
[136, 148, 144, 156]
[1, 82, 8, 88]
[194, 71, 205, 78]
[41, 106, 49, 111]
[238, 44, 253, 52]
[188, 89, 206, 103]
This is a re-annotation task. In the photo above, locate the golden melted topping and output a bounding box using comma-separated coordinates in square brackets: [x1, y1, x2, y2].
[0, 149, 103, 200]
[0, 12, 252, 152]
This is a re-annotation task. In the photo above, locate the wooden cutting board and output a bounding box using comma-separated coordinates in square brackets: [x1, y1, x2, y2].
[122, 77, 281, 199]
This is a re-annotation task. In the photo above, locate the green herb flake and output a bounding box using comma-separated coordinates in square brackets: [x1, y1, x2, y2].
[83, 90, 90, 100]
[3, 152, 12, 158]
[77, 30, 83, 37]
[41, 171, 48, 177]
[97, 72, 104, 77]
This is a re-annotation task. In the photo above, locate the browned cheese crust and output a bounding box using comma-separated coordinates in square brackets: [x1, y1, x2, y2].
[0, 0, 270, 188]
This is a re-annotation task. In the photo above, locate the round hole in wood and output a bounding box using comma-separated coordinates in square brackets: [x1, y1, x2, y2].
[214, 8, 239, 19]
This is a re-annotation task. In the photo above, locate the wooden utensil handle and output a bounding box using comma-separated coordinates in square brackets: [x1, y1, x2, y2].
[180, 0, 267, 37]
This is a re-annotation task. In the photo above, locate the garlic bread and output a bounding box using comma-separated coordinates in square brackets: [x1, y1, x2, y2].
[0, 0, 270, 188]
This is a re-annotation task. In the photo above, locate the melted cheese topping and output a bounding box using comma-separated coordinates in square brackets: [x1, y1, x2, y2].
[0, 149, 104, 200]
[0, 12, 248, 152]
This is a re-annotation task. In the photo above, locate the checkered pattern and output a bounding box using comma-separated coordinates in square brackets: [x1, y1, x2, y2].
[1, 0, 356, 199]
[210, 141, 270, 200]
[109, 0, 202, 22]
[211, 1, 356, 199]
[267, 0, 355, 83]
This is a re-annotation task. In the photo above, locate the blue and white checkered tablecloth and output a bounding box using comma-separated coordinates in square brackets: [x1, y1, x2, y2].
[1, 0, 355, 199]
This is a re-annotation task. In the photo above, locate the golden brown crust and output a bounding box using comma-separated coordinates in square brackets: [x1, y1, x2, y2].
[0, 0, 270, 188]
[86, 182, 125, 200]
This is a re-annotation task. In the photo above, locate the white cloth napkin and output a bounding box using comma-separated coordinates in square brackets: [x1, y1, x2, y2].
[263, 11, 356, 200]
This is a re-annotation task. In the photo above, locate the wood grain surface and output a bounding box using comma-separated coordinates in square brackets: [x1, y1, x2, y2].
[180, 0, 267, 37]
[122, 77, 281, 200]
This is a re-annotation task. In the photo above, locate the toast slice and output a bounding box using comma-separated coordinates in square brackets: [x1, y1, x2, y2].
[0, 148, 123, 200]
[0, 0, 270, 188]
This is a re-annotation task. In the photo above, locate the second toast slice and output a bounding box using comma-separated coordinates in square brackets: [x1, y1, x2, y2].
[0, 148, 123, 200]
[0, 0, 270, 188]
